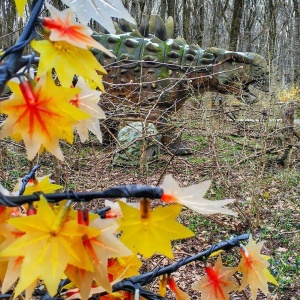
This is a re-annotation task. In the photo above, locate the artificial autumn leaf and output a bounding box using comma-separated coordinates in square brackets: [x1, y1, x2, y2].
[0, 75, 90, 160]
[0, 222, 25, 293]
[0, 259, 8, 287]
[237, 235, 278, 299]
[192, 255, 238, 300]
[107, 254, 142, 281]
[0, 196, 101, 296]
[65, 218, 132, 298]
[13, 175, 63, 195]
[71, 77, 105, 143]
[160, 175, 237, 216]
[43, 3, 113, 57]
[159, 274, 168, 297]
[31, 40, 106, 90]
[104, 199, 140, 219]
[60, 0, 135, 34]
[117, 199, 194, 258]
[167, 276, 190, 300]
[14, 0, 27, 16]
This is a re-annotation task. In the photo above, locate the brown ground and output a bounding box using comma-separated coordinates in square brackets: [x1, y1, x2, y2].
[1, 95, 300, 299]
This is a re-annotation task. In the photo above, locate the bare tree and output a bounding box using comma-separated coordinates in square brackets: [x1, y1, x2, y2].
[293, 0, 300, 87]
[182, 0, 192, 43]
[228, 0, 245, 50]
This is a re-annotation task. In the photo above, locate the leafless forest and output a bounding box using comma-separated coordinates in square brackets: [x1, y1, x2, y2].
[0, 1, 300, 299]
[1, 0, 299, 89]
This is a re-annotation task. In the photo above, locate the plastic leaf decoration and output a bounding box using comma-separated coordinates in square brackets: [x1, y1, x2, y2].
[160, 174, 237, 216]
[117, 199, 194, 258]
[60, 0, 136, 34]
[104, 199, 140, 218]
[167, 276, 190, 300]
[31, 40, 106, 90]
[43, 3, 113, 57]
[13, 175, 63, 195]
[14, 0, 27, 17]
[71, 77, 105, 143]
[237, 235, 278, 299]
[65, 218, 132, 297]
[0, 75, 90, 160]
[0, 196, 101, 297]
[107, 254, 142, 281]
[192, 255, 238, 300]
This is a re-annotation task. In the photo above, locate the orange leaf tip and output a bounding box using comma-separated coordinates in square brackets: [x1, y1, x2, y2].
[0, 74, 90, 160]
[160, 175, 237, 216]
[192, 255, 238, 300]
[44, 3, 114, 58]
[237, 234, 278, 298]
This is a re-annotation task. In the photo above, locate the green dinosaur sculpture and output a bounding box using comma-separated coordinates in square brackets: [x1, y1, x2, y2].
[92, 15, 269, 155]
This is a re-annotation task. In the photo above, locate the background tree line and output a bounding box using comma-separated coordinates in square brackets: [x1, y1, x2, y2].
[1, 0, 299, 90]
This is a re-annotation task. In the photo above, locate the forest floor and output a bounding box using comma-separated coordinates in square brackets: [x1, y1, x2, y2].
[1, 94, 300, 299]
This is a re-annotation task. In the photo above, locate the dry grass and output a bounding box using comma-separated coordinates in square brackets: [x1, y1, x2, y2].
[0, 92, 299, 299]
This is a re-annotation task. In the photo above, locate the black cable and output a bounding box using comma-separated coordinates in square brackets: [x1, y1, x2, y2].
[0, 185, 164, 206]
[111, 234, 249, 296]
[0, 0, 44, 94]
[18, 165, 40, 195]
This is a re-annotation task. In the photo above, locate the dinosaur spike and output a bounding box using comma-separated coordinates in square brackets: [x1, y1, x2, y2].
[166, 16, 174, 39]
[118, 18, 134, 32]
[170, 41, 181, 51]
[150, 36, 162, 44]
[190, 44, 201, 50]
[149, 15, 156, 35]
[129, 29, 144, 38]
[145, 42, 159, 53]
[124, 38, 140, 48]
[174, 37, 187, 46]
[154, 15, 167, 41]
[139, 15, 149, 37]
[107, 36, 121, 44]
[167, 51, 180, 59]
[113, 21, 123, 33]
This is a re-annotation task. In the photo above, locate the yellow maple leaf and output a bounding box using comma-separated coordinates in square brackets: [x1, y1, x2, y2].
[108, 253, 142, 281]
[13, 174, 62, 195]
[117, 200, 194, 258]
[238, 235, 278, 299]
[14, 0, 27, 17]
[0, 196, 101, 296]
[31, 40, 106, 90]
[0, 74, 90, 160]
[65, 218, 132, 298]
[192, 255, 238, 300]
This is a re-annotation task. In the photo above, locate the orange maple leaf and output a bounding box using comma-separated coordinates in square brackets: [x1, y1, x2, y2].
[0, 74, 90, 160]
[43, 3, 113, 58]
[0, 196, 100, 296]
[167, 276, 190, 300]
[65, 218, 132, 299]
[191, 255, 238, 300]
[238, 235, 278, 299]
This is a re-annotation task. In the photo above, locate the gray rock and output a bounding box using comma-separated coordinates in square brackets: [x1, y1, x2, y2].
[113, 122, 162, 166]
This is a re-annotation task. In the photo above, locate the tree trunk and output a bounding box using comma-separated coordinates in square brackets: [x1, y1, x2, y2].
[193, 0, 205, 45]
[183, 0, 191, 43]
[293, 0, 300, 88]
[160, 0, 167, 19]
[228, 0, 245, 50]
[267, 0, 277, 63]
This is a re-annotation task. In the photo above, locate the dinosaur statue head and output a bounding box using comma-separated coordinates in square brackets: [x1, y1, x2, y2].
[208, 48, 269, 103]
